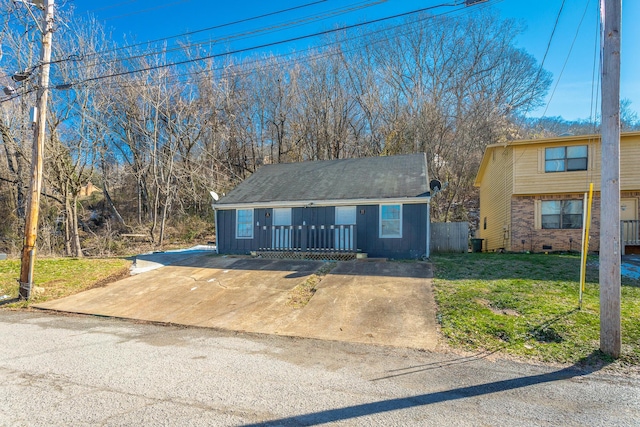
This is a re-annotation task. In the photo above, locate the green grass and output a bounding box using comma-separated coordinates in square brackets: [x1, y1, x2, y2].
[432, 253, 640, 366]
[0, 257, 131, 307]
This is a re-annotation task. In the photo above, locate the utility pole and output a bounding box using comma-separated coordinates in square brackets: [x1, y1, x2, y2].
[599, 0, 621, 358]
[19, 0, 55, 300]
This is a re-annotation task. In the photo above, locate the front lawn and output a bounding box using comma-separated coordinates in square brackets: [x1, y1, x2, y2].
[0, 257, 131, 307]
[432, 253, 640, 366]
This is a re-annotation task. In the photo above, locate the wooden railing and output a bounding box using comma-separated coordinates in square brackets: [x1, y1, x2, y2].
[256, 224, 357, 252]
[621, 220, 640, 255]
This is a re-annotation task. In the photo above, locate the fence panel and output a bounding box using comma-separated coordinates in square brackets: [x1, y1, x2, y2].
[431, 222, 469, 253]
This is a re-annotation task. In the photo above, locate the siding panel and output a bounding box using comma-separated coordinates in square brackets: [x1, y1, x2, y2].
[477, 146, 513, 251]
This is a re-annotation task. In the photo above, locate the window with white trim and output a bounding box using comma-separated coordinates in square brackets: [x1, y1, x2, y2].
[236, 209, 254, 239]
[541, 200, 583, 229]
[379, 204, 402, 238]
[545, 145, 588, 172]
[273, 208, 292, 226]
[335, 206, 356, 225]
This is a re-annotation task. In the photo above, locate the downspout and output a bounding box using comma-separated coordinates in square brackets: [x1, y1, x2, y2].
[426, 196, 431, 259]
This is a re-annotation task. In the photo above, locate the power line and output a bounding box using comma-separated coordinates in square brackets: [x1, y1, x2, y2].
[61, 0, 382, 76]
[0, 0, 336, 80]
[2, 0, 499, 103]
[540, 0, 594, 117]
[78, 0, 330, 61]
[522, 0, 566, 119]
[63, 1, 484, 88]
[85, 3, 486, 94]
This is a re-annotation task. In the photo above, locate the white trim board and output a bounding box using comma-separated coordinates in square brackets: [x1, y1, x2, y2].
[214, 196, 430, 210]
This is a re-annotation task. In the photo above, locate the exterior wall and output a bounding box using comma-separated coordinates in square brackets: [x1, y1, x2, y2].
[355, 203, 428, 259]
[476, 146, 513, 251]
[510, 194, 602, 253]
[216, 203, 428, 259]
[512, 140, 599, 195]
[620, 137, 640, 190]
[512, 133, 640, 195]
[477, 133, 640, 252]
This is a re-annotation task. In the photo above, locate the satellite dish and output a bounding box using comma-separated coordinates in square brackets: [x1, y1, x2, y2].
[429, 179, 442, 193]
[209, 191, 219, 201]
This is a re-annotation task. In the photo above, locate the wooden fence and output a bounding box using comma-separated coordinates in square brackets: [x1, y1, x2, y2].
[431, 222, 469, 253]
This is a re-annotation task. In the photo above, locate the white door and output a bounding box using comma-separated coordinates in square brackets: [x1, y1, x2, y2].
[621, 198, 638, 244]
[335, 206, 356, 250]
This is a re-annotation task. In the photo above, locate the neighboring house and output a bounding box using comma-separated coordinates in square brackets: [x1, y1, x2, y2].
[79, 182, 102, 198]
[474, 131, 640, 253]
[213, 154, 431, 259]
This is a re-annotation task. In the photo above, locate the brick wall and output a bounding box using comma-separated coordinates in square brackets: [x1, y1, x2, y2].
[511, 194, 603, 253]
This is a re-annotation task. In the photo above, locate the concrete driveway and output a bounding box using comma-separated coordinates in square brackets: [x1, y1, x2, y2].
[34, 255, 437, 350]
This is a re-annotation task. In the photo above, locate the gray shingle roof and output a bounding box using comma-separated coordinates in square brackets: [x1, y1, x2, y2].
[217, 153, 429, 205]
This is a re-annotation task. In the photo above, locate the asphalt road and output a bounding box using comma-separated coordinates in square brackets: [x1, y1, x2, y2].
[1, 310, 638, 426]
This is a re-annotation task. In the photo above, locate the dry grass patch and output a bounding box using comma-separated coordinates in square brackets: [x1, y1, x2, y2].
[287, 262, 336, 308]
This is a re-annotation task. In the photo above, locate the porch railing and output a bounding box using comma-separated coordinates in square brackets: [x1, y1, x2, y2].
[621, 220, 640, 255]
[256, 224, 357, 252]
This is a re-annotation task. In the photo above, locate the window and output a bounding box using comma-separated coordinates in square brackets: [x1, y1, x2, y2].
[541, 200, 583, 229]
[335, 206, 356, 225]
[236, 209, 254, 239]
[545, 145, 588, 172]
[379, 204, 402, 238]
[273, 208, 292, 226]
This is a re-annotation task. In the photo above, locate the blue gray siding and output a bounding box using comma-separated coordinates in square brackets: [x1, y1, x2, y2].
[216, 203, 427, 259]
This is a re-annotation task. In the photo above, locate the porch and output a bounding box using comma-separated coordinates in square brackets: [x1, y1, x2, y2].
[255, 224, 358, 255]
[621, 220, 640, 255]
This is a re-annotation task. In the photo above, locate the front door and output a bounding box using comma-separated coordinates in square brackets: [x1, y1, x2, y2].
[621, 198, 638, 243]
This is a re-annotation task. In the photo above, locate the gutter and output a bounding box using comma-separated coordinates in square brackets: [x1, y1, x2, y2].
[214, 196, 430, 210]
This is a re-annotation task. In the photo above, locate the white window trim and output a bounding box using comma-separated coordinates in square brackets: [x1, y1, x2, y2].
[335, 206, 356, 225]
[236, 208, 254, 239]
[379, 204, 403, 238]
[273, 208, 292, 226]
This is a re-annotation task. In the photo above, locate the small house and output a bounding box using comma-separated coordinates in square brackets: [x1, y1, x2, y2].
[213, 154, 431, 259]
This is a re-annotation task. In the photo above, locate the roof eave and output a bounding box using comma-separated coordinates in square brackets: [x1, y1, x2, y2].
[213, 195, 430, 210]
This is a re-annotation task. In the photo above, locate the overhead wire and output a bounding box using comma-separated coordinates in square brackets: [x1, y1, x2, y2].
[521, 0, 566, 119]
[588, 1, 601, 133]
[540, 0, 592, 118]
[60, 1, 488, 89]
[0, 0, 335, 80]
[60, 0, 382, 75]
[1, 0, 500, 103]
[76, 0, 330, 61]
[86, 2, 490, 94]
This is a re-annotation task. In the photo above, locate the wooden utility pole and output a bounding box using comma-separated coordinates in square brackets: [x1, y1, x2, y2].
[19, 0, 55, 300]
[599, 0, 621, 358]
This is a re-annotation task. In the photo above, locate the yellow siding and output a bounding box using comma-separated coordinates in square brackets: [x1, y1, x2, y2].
[477, 145, 513, 251]
[513, 141, 598, 195]
[512, 133, 640, 195]
[620, 135, 640, 190]
[475, 132, 640, 253]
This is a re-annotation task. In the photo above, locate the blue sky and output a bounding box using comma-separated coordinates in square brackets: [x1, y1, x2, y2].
[67, 0, 639, 121]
